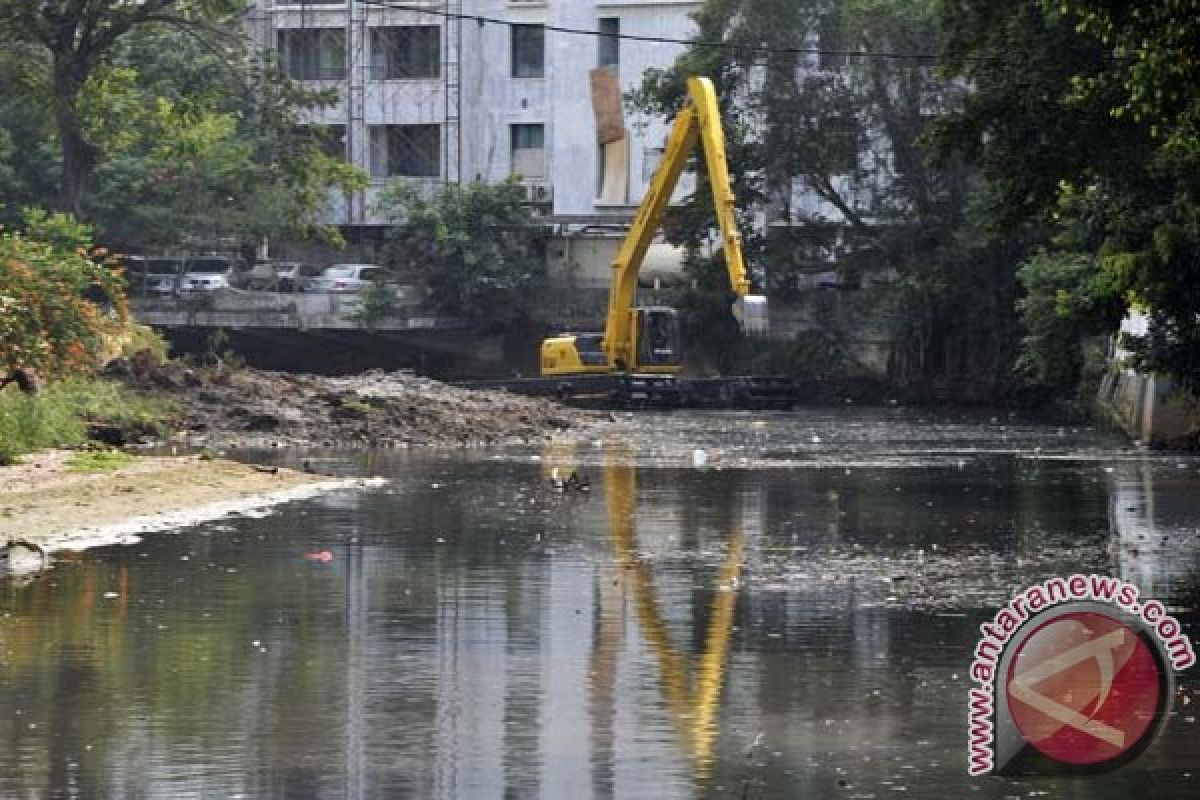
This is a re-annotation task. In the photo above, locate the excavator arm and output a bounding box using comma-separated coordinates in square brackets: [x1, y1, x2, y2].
[539, 76, 765, 378]
[604, 76, 767, 371]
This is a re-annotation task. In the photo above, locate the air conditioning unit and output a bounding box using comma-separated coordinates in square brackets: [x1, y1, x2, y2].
[522, 182, 553, 205]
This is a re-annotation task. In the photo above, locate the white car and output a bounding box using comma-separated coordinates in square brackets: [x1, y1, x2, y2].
[307, 264, 389, 292]
[180, 256, 236, 292]
[179, 273, 231, 291]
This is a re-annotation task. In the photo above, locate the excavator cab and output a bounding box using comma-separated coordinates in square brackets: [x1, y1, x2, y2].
[632, 307, 681, 371]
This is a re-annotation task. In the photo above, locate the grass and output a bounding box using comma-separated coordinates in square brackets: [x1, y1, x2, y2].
[65, 449, 137, 473]
[0, 377, 174, 465]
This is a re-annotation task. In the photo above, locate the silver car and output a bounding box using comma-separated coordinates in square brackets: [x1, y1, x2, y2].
[275, 262, 324, 292]
[307, 264, 389, 292]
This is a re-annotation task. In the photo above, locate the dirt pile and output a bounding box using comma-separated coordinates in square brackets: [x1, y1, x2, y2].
[104, 356, 607, 449]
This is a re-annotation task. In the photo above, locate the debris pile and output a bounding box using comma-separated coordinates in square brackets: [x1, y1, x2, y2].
[104, 357, 606, 449]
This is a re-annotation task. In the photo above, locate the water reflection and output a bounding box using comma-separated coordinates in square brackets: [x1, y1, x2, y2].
[0, 410, 1197, 798]
[1109, 461, 1200, 602]
[597, 449, 744, 783]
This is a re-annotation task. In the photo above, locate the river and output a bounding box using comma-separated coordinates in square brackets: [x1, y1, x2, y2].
[2, 408, 1198, 798]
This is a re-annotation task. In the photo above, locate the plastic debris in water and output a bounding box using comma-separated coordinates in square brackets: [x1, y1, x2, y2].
[303, 550, 334, 563]
[692, 449, 708, 467]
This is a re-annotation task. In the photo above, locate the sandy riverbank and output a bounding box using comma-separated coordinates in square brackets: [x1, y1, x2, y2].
[0, 451, 380, 554]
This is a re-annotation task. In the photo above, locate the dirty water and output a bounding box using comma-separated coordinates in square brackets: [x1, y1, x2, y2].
[1, 408, 1197, 798]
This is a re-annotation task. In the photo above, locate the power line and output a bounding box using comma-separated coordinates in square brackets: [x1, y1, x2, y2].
[354, 0, 947, 63]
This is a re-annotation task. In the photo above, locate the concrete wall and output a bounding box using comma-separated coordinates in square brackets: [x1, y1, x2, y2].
[1095, 312, 1199, 447]
[129, 288, 459, 332]
[1097, 369, 1199, 448]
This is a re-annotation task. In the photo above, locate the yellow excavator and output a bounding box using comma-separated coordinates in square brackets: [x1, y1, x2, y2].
[540, 76, 767, 378]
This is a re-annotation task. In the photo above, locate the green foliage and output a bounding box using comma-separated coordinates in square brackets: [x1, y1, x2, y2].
[0, 217, 128, 378]
[1015, 250, 1120, 391]
[936, 0, 1200, 397]
[65, 449, 137, 473]
[0, 386, 85, 464]
[350, 281, 399, 329]
[122, 324, 171, 364]
[201, 328, 244, 369]
[80, 32, 367, 250]
[47, 377, 175, 434]
[21, 206, 95, 252]
[0, 378, 170, 463]
[671, 259, 750, 374]
[0, 1, 366, 249]
[630, 0, 1020, 395]
[376, 179, 546, 326]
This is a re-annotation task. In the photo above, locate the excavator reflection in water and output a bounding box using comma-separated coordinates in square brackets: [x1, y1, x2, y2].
[547, 443, 745, 780]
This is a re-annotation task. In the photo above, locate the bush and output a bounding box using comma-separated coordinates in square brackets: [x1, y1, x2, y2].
[0, 210, 129, 379]
[0, 384, 87, 463]
[0, 378, 173, 464]
[121, 324, 170, 364]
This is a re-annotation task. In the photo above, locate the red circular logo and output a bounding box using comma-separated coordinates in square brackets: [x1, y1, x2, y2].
[1006, 611, 1163, 766]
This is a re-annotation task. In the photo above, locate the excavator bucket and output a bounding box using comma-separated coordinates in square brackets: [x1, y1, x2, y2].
[732, 295, 769, 337]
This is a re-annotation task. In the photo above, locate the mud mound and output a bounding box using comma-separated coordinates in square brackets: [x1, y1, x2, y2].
[106, 358, 607, 449]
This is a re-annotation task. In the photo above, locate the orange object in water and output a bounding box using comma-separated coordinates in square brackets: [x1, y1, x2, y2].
[303, 550, 334, 563]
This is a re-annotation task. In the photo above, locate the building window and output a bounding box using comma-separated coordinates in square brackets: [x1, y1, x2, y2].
[370, 125, 441, 178]
[511, 24, 544, 78]
[276, 28, 346, 81]
[370, 26, 440, 80]
[598, 18, 619, 70]
[510, 124, 545, 179]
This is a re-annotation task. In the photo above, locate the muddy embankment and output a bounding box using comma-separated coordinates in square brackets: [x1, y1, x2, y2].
[101, 355, 609, 450]
[0, 360, 607, 570]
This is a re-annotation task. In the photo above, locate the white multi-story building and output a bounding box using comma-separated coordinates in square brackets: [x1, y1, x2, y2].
[246, 1, 702, 283]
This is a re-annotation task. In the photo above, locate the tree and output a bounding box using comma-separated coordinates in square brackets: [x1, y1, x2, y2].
[0, 1, 246, 214]
[78, 37, 365, 250]
[0, 5, 366, 250]
[376, 180, 547, 327]
[934, 0, 1200, 394]
[629, 0, 1021, 397]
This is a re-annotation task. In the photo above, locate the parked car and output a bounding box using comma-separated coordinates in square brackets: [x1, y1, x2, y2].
[122, 256, 185, 295]
[306, 264, 389, 293]
[231, 260, 282, 291]
[179, 256, 237, 292]
[275, 262, 323, 292]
